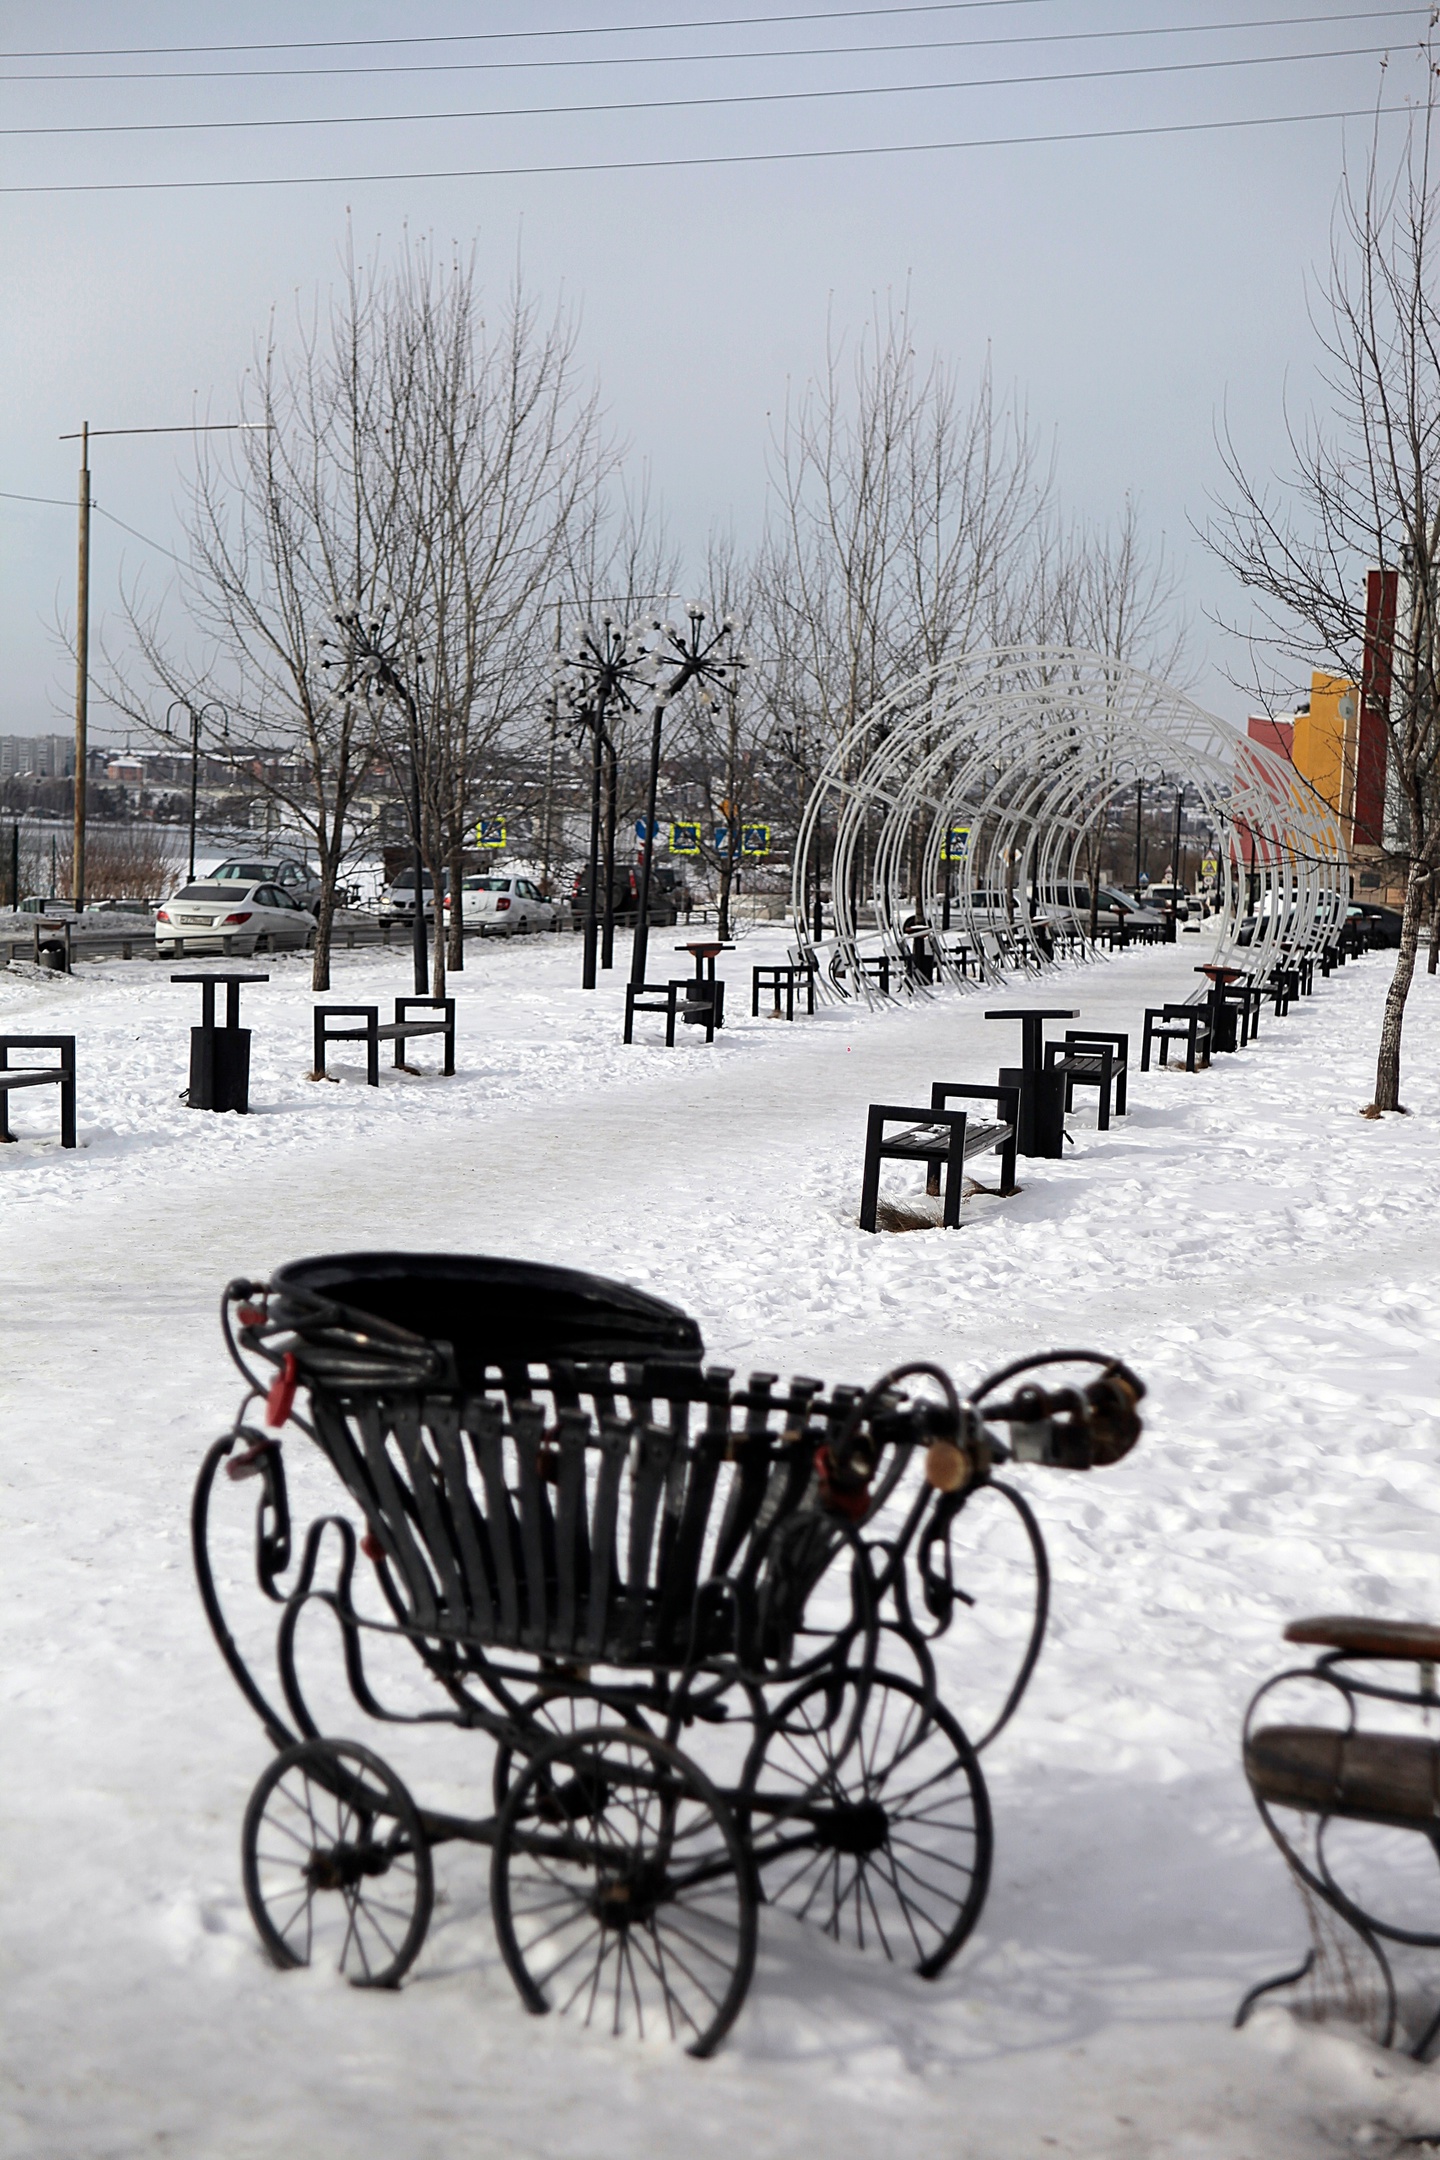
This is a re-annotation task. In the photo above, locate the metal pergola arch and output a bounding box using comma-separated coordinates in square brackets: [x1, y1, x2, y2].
[789, 647, 1348, 1002]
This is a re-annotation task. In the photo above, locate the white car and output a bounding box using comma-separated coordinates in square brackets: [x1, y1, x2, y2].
[378, 869, 445, 921]
[155, 878, 317, 957]
[209, 855, 322, 909]
[448, 874, 555, 937]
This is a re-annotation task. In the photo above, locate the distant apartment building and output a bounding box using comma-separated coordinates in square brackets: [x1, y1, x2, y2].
[0, 733, 74, 781]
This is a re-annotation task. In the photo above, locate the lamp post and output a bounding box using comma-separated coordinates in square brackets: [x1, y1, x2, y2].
[166, 697, 225, 884]
[321, 610, 428, 995]
[554, 617, 656, 990]
[630, 605, 746, 988]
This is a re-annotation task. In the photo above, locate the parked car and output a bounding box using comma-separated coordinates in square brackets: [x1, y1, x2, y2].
[1143, 884, 1191, 921]
[209, 856, 322, 910]
[1352, 901, 1404, 947]
[378, 868, 447, 921]
[445, 873, 555, 937]
[1019, 884, 1164, 930]
[570, 862, 690, 925]
[155, 879, 317, 957]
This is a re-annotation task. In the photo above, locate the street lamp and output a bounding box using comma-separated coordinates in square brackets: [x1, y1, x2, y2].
[554, 617, 658, 990]
[166, 697, 226, 884]
[320, 609, 428, 995]
[629, 605, 746, 988]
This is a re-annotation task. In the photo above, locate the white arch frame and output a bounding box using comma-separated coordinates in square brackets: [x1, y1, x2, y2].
[789, 647, 1347, 1000]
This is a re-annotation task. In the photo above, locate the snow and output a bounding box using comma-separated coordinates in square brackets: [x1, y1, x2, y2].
[2, 927, 1440, 2157]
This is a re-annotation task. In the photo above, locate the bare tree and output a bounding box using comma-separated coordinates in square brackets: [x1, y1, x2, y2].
[108, 259, 397, 990]
[109, 239, 611, 997]
[1207, 76, 1440, 1111]
[370, 244, 613, 994]
[1066, 500, 1189, 937]
[668, 536, 776, 941]
[764, 300, 1047, 740]
[760, 297, 1049, 927]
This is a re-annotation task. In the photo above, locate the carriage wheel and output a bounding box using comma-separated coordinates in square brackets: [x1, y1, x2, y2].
[743, 1667, 991, 1977]
[490, 1690, 655, 1808]
[491, 1725, 757, 2057]
[886, 1478, 1050, 1752]
[241, 1738, 434, 1988]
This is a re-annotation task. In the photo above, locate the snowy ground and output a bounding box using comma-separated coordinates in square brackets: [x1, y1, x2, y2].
[2, 926, 1439, 2158]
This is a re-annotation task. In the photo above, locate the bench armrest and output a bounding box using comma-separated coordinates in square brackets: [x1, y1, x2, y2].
[930, 1081, 1021, 1117]
[395, 996, 454, 1020]
[1064, 1029, 1128, 1057]
[0, 1034, 76, 1052]
[1285, 1614, 1440, 1660]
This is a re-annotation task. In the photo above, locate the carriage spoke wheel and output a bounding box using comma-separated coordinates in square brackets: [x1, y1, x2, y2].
[491, 1725, 757, 2057]
[242, 1738, 434, 1989]
[744, 1668, 992, 1977]
[491, 1690, 654, 1810]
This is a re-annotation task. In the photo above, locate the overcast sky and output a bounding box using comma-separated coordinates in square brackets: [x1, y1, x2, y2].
[0, 0, 1431, 740]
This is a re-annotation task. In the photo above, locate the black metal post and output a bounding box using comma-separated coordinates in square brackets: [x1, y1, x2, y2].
[188, 704, 200, 884]
[1134, 778, 1144, 892]
[601, 735, 618, 970]
[7, 823, 17, 910]
[630, 701, 665, 987]
[407, 697, 427, 995]
[582, 694, 606, 990]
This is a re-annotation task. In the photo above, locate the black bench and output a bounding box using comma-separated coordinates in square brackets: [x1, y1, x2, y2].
[624, 978, 722, 1045]
[1240, 1614, 1440, 2056]
[0, 1035, 76, 1148]
[752, 960, 816, 1020]
[1043, 1029, 1128, 1130]
[313, 997, 455, 1086]
[1264, 963, 1300, 1016]
[1140, 1002, 1211, 1072]
[1221, 979, 1263, 1046]
[860, 1082, 1019, 1232]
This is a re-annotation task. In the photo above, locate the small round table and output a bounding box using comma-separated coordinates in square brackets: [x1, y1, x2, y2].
[984, 1007, 1078, 1158]
[675, 941, 734, 1030]
[1195, 965, 1242, 1055]
[172, 970, 269, 1112]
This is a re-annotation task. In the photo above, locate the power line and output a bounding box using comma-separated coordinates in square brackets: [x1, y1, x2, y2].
[0, 39, 1401, 139]
[0, 1, 1064, 62]
[1, 40, 1401, 139]
[92, 506, 191, 568]
[0, 100, 1414, 196]
[0, 7, 1424, 83]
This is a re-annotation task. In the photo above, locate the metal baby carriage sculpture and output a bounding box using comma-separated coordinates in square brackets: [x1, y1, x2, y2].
[193, 1251, 1143, 2055]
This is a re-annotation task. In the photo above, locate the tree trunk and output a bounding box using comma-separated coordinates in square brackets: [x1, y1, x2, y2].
[1427, 895, 1439, 975]
[717, 851, 733, 942]
[1370, 857, 1430, 1110]
[426, 830, 447, 1001]
[312, 855, 336, 993]
[446, 830, 465, 971]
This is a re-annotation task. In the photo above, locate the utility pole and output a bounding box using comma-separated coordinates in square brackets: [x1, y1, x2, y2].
[73, 423, 90, 910]
[540, 604, 560, 896]
[59, 417, 263, 916]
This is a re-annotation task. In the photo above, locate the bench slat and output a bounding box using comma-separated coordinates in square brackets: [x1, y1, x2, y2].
[882, 1119, 1008, 1157]
[1247, 1723, 1440, 1826]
